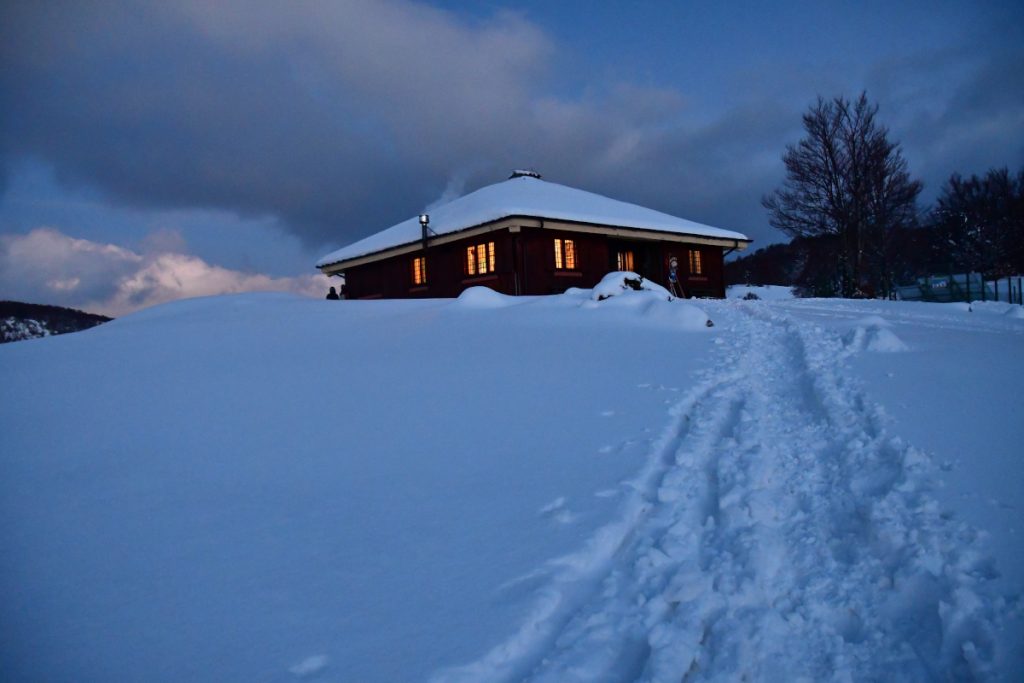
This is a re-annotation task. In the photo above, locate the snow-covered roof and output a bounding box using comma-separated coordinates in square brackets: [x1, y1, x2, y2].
[317, 175, 750, 268]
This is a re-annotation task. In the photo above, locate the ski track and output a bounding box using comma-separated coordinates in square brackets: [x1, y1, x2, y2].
[433, 301, 1007, 683]
[771, 300, 1024, 337]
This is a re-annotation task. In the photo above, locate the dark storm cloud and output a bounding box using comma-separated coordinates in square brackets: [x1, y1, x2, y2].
[867, 44, 1024, 200]
[0, 0, 795, 250]
[0, 1, 554, 247]
[1, 0, 1021, 255]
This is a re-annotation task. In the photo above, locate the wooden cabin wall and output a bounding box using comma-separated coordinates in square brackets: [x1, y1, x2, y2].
[660, 244, 725, 298]
[341, 228, 729, 299]
[343, 232, 517, 299]
[517, 227, 609, 294]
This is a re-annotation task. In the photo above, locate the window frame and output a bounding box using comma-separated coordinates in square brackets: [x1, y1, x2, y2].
[616, 250, 635, 272]
[411, 256, 427, 286]
[688, 249, 703, 275]
[465, 241, 496, 276]
[553, 237, 578, 271]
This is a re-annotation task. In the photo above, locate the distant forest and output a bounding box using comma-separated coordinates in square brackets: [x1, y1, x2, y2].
[746, 93, 1023, 298]
[0, 301, 111, 343]
[726, 177, 1024, 296]
[728, 164, 1024, 296]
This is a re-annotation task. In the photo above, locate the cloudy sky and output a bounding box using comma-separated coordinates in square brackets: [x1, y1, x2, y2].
[1, 0, 1022, 315]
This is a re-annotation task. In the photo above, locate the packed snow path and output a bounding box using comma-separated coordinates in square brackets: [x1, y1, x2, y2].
[436, 301, 1003, 682]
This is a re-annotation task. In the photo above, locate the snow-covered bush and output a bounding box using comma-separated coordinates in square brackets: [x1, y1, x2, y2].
[591, 271, 674, 302]
[581, 272, 714, 329]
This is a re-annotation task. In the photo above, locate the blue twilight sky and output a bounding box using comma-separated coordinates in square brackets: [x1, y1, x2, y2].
[1, 0, 1022, 314]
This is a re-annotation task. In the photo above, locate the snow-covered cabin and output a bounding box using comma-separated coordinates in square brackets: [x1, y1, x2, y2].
[316, 171, 751, 299]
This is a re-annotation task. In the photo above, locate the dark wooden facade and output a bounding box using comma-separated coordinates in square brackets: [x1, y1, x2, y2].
[327, 218, 737, 300]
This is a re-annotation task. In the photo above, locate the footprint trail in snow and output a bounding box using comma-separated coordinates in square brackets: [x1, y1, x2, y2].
[434, 302, 1007, 682]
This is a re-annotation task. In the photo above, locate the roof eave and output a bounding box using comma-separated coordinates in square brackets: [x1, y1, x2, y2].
[317, 214, 751, 274]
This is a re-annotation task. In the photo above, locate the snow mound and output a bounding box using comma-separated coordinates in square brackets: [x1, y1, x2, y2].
[453, 286, 516, 308]
[967, 301, 1024, 318]
[865, 327, 909, 352]
[928, 301, 1024, 319]
[289, 654, 329, 678]
[844, 316, 909, 352]
[582, 273, 711, 330]
[609, 294, 712, 330]
[726, 284, 796, 300]
[591, 271, 674, 301]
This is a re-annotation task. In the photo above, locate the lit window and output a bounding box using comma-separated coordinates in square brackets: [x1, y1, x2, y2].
[617, 250, 634, 271]
[554, 238, 577, 270]
[466, 242, 496, 275]
[689, 249, 702, 275]
[412, 256, 427, 285]
[477, 244, 487, 273]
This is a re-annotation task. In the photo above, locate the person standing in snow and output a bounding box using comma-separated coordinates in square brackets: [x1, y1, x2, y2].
[667, 256, 683, 298]
[326, 286, 340, 300]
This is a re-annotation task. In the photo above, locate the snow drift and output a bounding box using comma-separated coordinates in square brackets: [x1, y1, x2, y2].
[1, 291, 1020, 681]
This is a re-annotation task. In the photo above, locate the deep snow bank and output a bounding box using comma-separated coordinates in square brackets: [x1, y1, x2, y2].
[0, 291, 718, 682]
[1, 292, 1019, 681]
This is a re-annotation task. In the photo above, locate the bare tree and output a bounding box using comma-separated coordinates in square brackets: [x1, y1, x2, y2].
[763, 93, 922, 297]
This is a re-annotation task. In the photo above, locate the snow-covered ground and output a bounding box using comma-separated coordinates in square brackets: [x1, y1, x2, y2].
[1, 289, 1021, 681]
[726, 284, 796, 301]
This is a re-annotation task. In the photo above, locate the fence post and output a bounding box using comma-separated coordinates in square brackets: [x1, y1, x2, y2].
[981, 275, 986, 301]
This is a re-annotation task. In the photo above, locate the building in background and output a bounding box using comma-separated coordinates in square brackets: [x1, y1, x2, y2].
[317, 171, 751, 299]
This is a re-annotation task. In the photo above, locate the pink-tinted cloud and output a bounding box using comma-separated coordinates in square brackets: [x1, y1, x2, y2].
[0, 228, 331, 316]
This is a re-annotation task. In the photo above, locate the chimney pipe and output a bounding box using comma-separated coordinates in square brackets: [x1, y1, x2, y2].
[419, 214, 430, 249]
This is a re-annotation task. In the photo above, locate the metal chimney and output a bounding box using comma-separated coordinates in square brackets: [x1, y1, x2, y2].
[419, 214, 430, 249]
[509, 169, 542, 179]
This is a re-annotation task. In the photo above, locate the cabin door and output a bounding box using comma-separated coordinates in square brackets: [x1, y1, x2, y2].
[608, 240, 661, 281]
